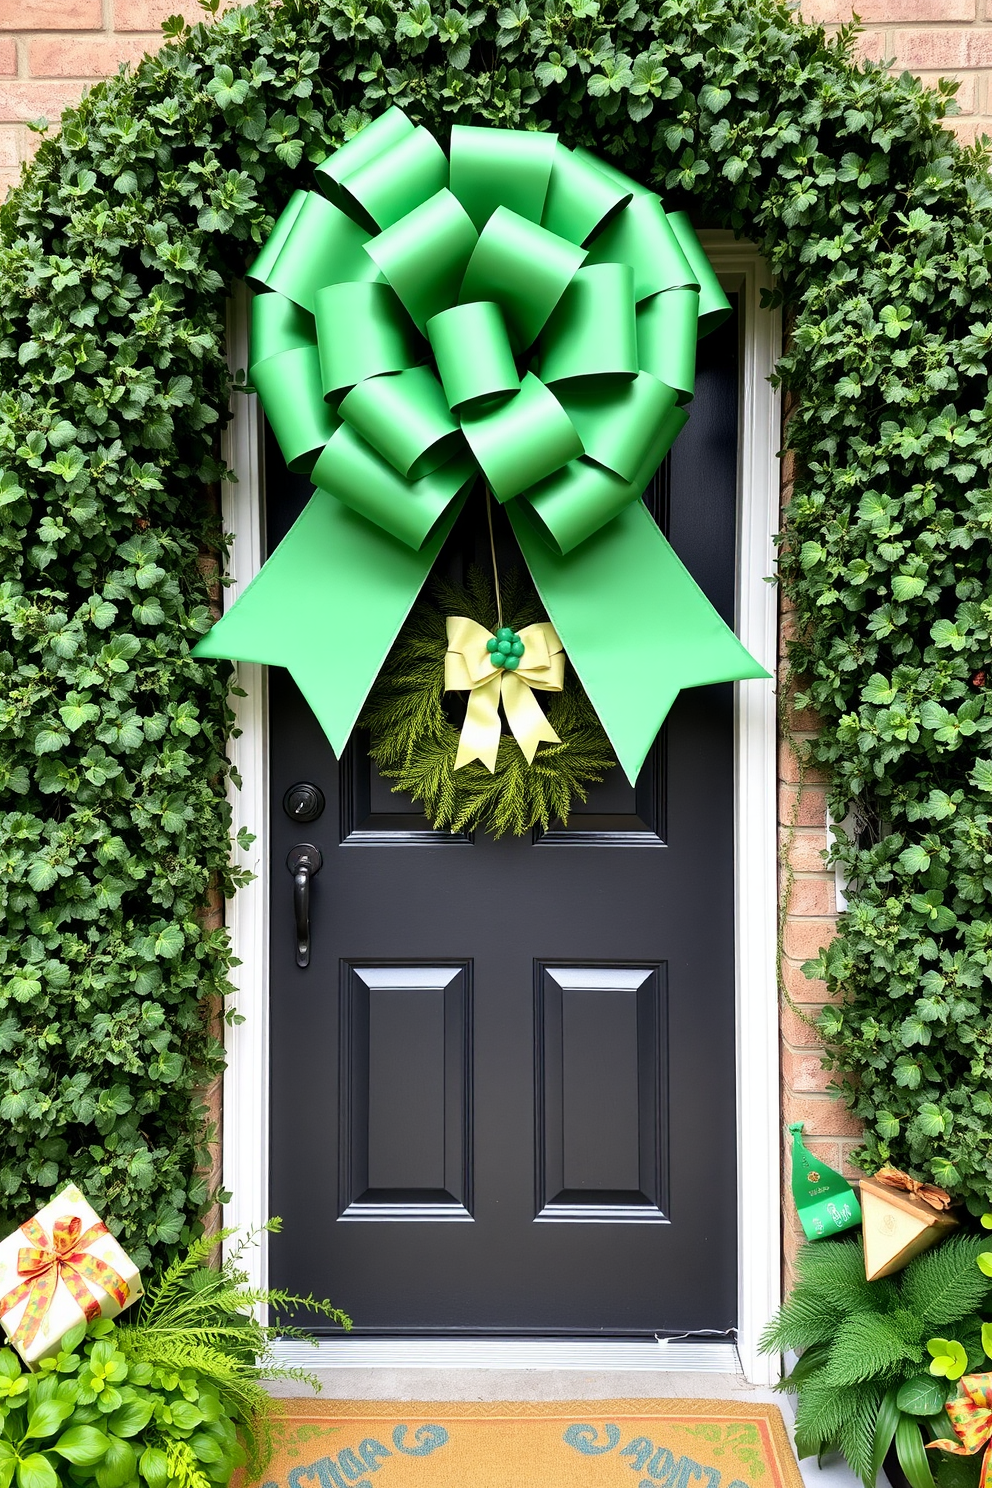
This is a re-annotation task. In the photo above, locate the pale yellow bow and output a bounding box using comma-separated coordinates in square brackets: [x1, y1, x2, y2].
[444, 617, 564, 773]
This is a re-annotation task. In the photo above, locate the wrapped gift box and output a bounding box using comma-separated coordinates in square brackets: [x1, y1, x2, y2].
[0, 1183, 142, 1367]
[861, 1170, 959, 1281]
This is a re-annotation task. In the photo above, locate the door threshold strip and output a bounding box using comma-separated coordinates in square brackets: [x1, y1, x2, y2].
[269, 1338, 742, 1373]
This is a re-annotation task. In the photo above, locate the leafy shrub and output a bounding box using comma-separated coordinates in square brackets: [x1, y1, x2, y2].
[1, 0, 991, 1255]
[0, 1225, 348, 1488]
[762, 1235, 992, 1487]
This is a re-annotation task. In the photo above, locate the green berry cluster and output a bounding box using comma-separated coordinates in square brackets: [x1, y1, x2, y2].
[486, 626, 525, 670]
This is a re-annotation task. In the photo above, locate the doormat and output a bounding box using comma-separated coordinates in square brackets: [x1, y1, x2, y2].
[247, 1398, 802, 1488]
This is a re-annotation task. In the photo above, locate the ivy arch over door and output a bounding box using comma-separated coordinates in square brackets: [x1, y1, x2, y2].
[1, 0, 989, 1345]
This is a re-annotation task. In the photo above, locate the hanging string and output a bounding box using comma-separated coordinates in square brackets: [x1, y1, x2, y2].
[485, 486, 504, 632]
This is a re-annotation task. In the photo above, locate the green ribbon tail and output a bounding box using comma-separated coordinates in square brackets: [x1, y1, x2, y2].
[192, 487, 465, 754]
[508, 499, 770, 784]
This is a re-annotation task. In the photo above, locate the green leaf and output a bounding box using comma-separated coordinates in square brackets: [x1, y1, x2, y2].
[24, 1400, 73, 1439]
[168, 1402, 201, 1432]
[95, 1437, 136, 1488]
[58, 1324, 86, 1355]
[926, 1338, 968, 1380]
[52, 1427, 112, 1466]
[896, 1377, 948, 1416]
[138, 1447, 169, 1488]
[872, 1388, 901, 1487]
[106, 1399, 153, 1438]
[189, 1434, 223, 1464]
[15, 1457, 58, 1488]
[152, 924, 184, 959]
[894, 1414, 936, 1488]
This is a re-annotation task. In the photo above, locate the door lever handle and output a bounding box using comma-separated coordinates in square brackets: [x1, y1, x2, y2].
[287, 844, 322, 968]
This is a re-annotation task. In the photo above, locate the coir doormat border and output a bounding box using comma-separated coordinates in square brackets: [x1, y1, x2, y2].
[253, 1397, 803, 1488]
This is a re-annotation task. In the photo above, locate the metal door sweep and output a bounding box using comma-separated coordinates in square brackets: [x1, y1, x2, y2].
[269, 1337, 742, 1374]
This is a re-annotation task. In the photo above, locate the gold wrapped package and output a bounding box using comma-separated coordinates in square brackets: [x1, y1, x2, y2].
[0, 1183, 142, 1367]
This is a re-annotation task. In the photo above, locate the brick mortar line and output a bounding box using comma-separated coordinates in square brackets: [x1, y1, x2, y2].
[2, 29, 160, 36]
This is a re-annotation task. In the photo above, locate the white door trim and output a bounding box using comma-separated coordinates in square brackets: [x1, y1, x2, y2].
[703, 233, 783, 1387]
[219, 243, 782, 1382]
[218, 285, 270, 1292]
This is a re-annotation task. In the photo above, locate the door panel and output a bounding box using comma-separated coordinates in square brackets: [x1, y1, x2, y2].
[535, 965, 666, 1222]
[339, 964, 472, 1220]
[268, 301, 740, 1336]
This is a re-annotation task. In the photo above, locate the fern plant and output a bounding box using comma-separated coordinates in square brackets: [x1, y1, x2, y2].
[114, 1219, 350, 1477]
[761, 1236, 992, 1488]
[362, 565, 618, 836]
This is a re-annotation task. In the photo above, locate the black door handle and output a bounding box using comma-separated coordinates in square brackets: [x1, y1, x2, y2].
[287, 844, 322, 968]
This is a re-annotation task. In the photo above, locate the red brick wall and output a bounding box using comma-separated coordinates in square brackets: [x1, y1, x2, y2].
[804, 0, 990, 141]
[0, 0, 235, 196]
[0, 0, 979, 1286]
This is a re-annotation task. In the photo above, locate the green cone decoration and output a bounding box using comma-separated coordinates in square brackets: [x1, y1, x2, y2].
[789, 1122, 863, 1241]
[193, 108, 769, 781]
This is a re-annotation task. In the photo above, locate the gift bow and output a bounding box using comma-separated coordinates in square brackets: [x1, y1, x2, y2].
[0, 1214, 129, 1355]
[927, 1374, 992, 1488]
[874, 1164, 954, 1211]
[194, 108, 768, 783]
[444, 617, 563, 772]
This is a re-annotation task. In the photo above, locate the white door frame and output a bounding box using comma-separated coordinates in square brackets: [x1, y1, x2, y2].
[217, 235, 782, 1385]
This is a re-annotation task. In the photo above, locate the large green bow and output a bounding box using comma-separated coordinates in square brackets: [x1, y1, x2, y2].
[194, 109, 768, 782]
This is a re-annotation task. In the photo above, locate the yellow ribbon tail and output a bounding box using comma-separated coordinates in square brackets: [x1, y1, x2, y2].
[501, 670, 561, 763]
[454, 672, 503, 773]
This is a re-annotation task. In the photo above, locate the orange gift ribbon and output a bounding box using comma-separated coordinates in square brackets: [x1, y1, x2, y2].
[927, 1374, 992, 1488]
[0, 1213, 129, 1356]
[874, 1164, 954, 1211]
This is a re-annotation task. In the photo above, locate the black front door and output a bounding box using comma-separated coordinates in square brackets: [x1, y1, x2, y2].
[267, 305, 740, 1337]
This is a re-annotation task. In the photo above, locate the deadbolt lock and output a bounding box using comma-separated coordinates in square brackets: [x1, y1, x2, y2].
[283, 782, 325, 824]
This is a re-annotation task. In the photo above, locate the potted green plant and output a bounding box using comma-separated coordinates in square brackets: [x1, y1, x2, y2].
[761, 1232, 992, 1488]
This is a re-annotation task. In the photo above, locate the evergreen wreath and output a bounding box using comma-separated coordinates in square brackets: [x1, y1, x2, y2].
[362, 566, 617, 836]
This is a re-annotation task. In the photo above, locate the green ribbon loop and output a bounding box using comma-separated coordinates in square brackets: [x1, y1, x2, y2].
[196, 107, 766, 784]
[316, 110, 447, 231]
[461, 372, 583, 503]
[637, 288, 702, 405]
[247, 192, 378, 312]
[557, 374, 679, 482]
[312, 425, 474, 549]
[540, 264, 638, 387]
[459, 207, 586, 353]
[364, 189, 477, 333]
[586, 194, 698, 302]
[541, 142, 632, 246]
[338, 366, 462, 480]
[314, 281, 421, 400]
[249, 291, 315, 365]
[251, 345, 339, 474]
[314, 107, 413, 213]
[449, 125, 557, 230]
[427, 301, 519, 414]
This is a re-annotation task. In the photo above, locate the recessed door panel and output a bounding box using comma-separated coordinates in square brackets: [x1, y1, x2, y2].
[536, 966, 667, 1222]
[340, 964, 472, 1220]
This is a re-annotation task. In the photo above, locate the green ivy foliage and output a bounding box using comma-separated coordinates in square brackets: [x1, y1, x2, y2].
[1, 0, 989, 1255]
